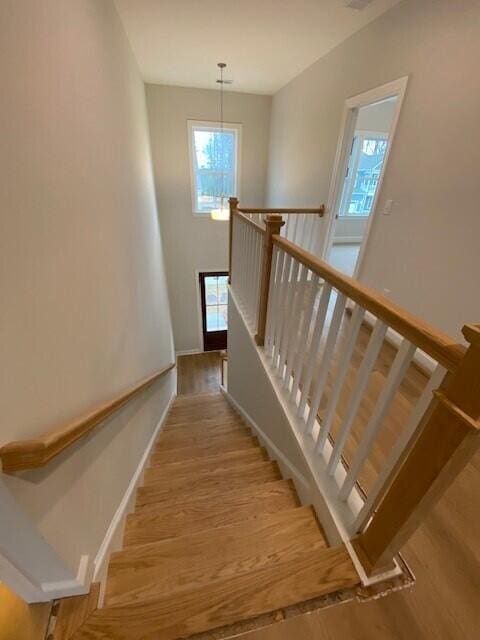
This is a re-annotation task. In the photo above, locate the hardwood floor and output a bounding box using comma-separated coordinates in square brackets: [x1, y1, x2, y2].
[177, 352, 221, 394]
[177, 351, 480, 640]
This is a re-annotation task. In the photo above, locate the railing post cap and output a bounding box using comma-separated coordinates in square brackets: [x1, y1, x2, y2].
[265, 214, 285, 228]
[229, 197, 239, 205]
[462, 324, 480, 346]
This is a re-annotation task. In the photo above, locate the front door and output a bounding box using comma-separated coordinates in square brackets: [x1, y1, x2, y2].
[199, 272, 228, 351]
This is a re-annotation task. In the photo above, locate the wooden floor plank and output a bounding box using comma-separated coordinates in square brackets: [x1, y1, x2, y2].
[124, 479, 299, 546]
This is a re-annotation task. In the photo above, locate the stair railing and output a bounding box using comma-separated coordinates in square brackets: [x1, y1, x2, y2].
[228, 198, 479, 575]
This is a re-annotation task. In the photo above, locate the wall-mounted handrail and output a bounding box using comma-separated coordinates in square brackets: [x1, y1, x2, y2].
[273, 235, 464, 372]
[0, 363, 175, 473]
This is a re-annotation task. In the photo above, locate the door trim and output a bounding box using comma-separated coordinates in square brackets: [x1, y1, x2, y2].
[320, 76, 409, 278]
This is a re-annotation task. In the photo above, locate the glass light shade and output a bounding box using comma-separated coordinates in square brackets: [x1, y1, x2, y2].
[210, 206, 230, 221]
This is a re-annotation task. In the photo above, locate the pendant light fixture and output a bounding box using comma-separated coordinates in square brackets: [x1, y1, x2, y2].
[211, 62, 231, 221]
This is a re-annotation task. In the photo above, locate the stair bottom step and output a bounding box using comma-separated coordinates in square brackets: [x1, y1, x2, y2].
[74, 546, 359, 640]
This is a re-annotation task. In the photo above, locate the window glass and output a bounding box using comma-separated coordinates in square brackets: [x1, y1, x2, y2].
[189, 122, 240, 213]
[339, 135, 388, 217]
[204, 275, 228, 332]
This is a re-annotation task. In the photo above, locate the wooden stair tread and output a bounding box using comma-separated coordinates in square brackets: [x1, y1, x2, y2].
[151, 435, 259, 464]
[106, 506, 327, 607]
[166, 402, 237, 422]
[156, 423, 251, 449]
[146, 447, 267, 478]
[124, 479, 299, 546]
[74, 546, 359, 640]
[144, 454, 270, 486]
[163, 415, 245, 432]
[174, 392, 225, 404]
[136, 461, 281, 507]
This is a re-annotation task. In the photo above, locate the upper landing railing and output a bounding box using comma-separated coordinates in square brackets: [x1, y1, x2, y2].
[228, 197, 479, 574]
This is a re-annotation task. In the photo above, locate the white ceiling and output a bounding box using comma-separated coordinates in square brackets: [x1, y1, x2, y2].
[114, 0, 401, 95]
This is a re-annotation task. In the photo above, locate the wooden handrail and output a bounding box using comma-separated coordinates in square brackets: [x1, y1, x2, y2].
[273, 235, 464, 372]
[238, 205, 325, 217]
[232, 209, 266, 234]
[0, 363, 175, 473]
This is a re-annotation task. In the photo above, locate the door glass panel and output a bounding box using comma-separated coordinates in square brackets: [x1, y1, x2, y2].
[339, 135, 388, 217]
[204, 276, 228, 332]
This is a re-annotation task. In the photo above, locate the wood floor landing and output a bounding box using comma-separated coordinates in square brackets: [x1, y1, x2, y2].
[58, 392, 360, 640]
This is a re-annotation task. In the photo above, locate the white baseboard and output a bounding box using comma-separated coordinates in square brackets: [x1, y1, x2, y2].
[176, 348, 202, 357]
[91, 391, 176, 597]
[220, 386, 311, 501]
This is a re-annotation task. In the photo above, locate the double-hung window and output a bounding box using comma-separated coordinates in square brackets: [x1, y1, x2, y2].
[188, 120, 241, 215]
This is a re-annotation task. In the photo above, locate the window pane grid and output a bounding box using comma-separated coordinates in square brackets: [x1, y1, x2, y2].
[204, 275, 228, 332]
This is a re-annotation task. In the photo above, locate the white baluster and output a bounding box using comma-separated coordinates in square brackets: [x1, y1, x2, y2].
[264, 246, 280, 354]
[291, 214, 299, 245]
[338, 339, 416, 501]
[315, 305, 365, 453]
[297, 283, 333, 418]
[327, 319, 388, 475]
[282, 264, 309, 388]
[306, 215, 316, 253]
[353, 363, 446, 531]
[253, 231, 263, 327]
[289, 273, 320, 402]
[305, 292, 347, 434]
[272, 254, 293, 368]
[269, 250, 287, 361]
[277, 259, 301, 377]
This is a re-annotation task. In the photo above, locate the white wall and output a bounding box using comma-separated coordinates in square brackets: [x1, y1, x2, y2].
[267, 0, 480, 340]
[146, 85, 271, 353]
[0, 0, 174, 578]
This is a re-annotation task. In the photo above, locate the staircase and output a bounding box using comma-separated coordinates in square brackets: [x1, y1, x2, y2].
[64, 392, 360, 640]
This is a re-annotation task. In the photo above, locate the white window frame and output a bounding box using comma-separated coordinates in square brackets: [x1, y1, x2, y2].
[187, 120, 242, 217]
